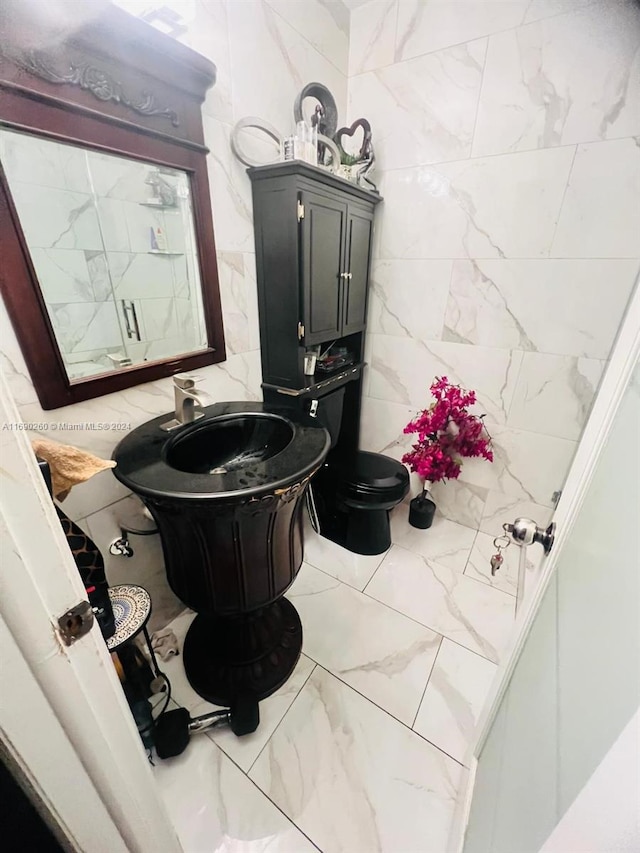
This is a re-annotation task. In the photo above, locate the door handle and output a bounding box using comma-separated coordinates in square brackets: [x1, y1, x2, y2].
[493, 517, 556, 617]
[121, 299, 141, 341]
[505, 518, 555, 555]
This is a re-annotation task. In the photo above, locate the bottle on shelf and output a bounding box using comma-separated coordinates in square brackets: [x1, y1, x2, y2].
[149, 226, 168, 252]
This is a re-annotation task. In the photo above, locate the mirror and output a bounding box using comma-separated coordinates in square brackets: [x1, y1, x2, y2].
[0, 0, 226, 410]
[0, 128, 209, 381]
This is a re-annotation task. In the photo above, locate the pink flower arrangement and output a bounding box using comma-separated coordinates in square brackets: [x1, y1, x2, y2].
[402, 377, 493, 486]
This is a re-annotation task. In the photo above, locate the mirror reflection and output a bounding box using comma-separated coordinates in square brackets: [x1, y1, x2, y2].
[0, 128, 208, 381]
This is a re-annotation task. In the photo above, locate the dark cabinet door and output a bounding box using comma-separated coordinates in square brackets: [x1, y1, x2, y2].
[342, 206, 373, 335]
[300, 191, 346, 345]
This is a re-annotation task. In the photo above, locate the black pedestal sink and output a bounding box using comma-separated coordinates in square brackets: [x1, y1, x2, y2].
[113, 402, 330, 710]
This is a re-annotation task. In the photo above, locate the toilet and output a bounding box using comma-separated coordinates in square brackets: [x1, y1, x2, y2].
[306, 387, 409, 556]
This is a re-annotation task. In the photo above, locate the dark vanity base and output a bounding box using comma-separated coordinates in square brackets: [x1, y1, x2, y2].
[182, 598, 303, 706]
[113, 404, 330, 721]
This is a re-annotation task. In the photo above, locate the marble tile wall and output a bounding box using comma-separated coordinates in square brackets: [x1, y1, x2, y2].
[0, 0, 348, 617]
[348, 0, 640, 532]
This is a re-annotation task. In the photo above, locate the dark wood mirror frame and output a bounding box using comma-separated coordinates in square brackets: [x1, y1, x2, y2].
[0, 0, 226, 410]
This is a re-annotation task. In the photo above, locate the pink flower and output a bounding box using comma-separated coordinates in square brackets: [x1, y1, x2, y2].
[402, 377, 493, 484]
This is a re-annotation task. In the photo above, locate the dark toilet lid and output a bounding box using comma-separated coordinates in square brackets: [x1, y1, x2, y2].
[339, 451, 409, 502]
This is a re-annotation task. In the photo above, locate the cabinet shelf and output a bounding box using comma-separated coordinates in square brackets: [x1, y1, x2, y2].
[262, 363, 364, 398]
[139, 201, 180, 210]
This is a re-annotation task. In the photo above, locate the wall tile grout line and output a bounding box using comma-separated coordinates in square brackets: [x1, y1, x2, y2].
[224, 0, 236, 123]
[548, 144, 579, 256]
[264, 0, 349, 79]
[356, 0, 601, 79]
[74, 491, 133, 525]
[367, 133, 639, 174]
[391, 0, 401, 68]
[440, 252, 458, 341]
[468, 33, 490, 161]
[370, 255, 640, 262]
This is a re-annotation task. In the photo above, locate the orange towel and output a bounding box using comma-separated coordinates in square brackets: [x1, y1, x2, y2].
[31, 437, 115, 500]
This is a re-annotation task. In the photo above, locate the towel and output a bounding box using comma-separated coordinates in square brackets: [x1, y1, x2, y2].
[31, 437, 116, 500]
[150, 628, 180, 661]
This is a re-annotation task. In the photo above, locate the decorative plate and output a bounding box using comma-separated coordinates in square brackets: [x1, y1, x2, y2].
[106, 584, 152, 650]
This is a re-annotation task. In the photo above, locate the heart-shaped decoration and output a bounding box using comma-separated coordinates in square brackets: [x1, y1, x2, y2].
[334, 118, 372, 165]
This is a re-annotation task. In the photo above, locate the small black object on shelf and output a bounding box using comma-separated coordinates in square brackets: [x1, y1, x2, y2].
[315, 352, 355, 375]
[409, 491, 436, 529]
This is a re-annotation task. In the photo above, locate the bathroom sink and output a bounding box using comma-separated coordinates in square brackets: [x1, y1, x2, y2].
[166, 413, 294, 475]
[113, 400, 330, 501]
[112, 401, 331, 708]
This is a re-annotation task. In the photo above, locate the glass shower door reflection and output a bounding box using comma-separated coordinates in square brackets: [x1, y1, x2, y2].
[0, 127, 209, 381]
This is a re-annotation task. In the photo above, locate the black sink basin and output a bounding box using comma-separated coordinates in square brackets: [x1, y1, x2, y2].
[166, 414, 294, 475]
[113, 401, 330, 501]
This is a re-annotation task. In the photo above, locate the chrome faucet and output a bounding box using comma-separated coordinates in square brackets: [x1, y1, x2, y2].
[160, 374, 206, 431]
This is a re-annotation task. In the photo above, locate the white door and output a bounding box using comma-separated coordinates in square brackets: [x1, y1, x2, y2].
[458, 282, 640, 853]
[0, 369, 182, 853]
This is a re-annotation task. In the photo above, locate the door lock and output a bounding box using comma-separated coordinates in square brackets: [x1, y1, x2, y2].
[505, 518, 556, 555]
[495, 518, 556, 617]
[57, 600, 95, 646]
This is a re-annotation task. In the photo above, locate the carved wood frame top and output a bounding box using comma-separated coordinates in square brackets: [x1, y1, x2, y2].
[0, 0, 216, 144]
[1, 44, 180, 127]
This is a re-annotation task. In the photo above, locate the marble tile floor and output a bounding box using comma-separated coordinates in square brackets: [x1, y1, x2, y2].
[152, 514, 513, 853]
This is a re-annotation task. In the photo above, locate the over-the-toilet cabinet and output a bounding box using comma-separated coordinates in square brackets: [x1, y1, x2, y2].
[300, 190, 373, 343]
[249, 162, 381, 391]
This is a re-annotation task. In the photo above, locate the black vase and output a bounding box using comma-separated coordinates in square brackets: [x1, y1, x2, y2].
[409, 492, 436, 529]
